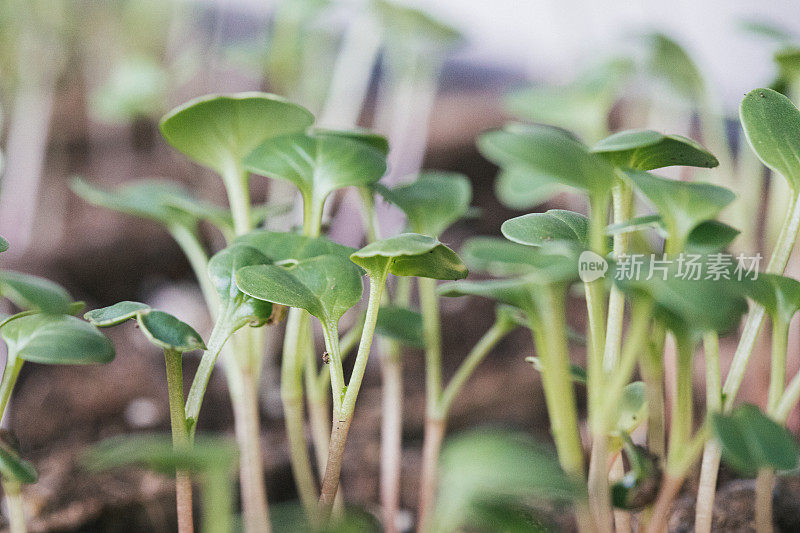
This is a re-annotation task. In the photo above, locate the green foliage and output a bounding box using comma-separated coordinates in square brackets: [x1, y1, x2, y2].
[378, 171, 472, 237]
[159, 93, 314, 176]
[744, 273, 800, 325]
[375, 306, 424, 348]
[83, 301, 151, 326]
[208, 245, 276, 328]
[90, 55, 168, 123]
[479, 123, 615, 196]
[644, 33, 705, 102]
[712, 404, 800, 476]
[624, 169, 735, 247]
[0, 432, 36, 484]
[372, 0, 462, 53]
[611, 437, 661, 511]
[526, 357, 587, 384]
[0, 236, 8, 253]
[2, 314, 114, 365]
[591, 129, 718, 170]
[351, 233, 468, 280]
[501, 209, 589, 250]
[460, 237, 544, 277]
[611, 258, 749, 337]
[86, 303, 205, 353]
[0, 271, 73, 314]
[740, 88, 800, 192]
[439, 279, 537, 313]
[494, 168, 561, 210]
[244, 131, 387, 212]
[236, 255, 363, 326]
[71, 177, 230, 230]
[234, 231, 354, 263]
[433, 430, 585, 531]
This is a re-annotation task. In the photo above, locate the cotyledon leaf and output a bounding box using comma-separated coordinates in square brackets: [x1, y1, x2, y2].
[350, 233, 468, 280]
[2, 314, 115, 365]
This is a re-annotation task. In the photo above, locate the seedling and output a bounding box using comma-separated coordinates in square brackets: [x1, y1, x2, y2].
[85, 302, 206, 533]
[0, 272, 114, 533]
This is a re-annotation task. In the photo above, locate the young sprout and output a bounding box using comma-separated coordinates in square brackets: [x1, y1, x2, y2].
[697, 88, 800, 533]
[243, 128, 386, 515]
[731, 274, 800, 531]
[85, 302, 205, 533]
[158, 92, 313, 533]
[376, 171, 472, 530]
[86, 434, 239, 533]
[0, 308, 113, 533]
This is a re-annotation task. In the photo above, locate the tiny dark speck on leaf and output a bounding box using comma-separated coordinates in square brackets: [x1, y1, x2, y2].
[760, 92, 766, 98]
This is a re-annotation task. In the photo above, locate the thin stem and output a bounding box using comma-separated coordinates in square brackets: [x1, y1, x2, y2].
[380, 339, 402, 533]
[221, 164, 252, 237]
[437, 318, 516, 418]
[169, 224, 218, 313]
[642, 325, 667, 459]
[202, 468, 234, 533]
[185, 319, 231, 436]
[723, 192, 800, 409]
[319, 268, 388, 519]
[280, 308, 318, 517]
[603, 177, 632, 372]
[321, 322, 345, 414]
[226, 361, 271, 533]
[164, 349, 194, 533]
[0, 356, 23, 425]
[3, 480, 25, 533]
[532, 287, 585, 478]
[768, 319, 789, 414]
[419, 277, 442, 418]
[755, 468, 775, 533]
[416, 417, 445, 533]
[669, 334, 695, 467]
[694, 333, 722, 533]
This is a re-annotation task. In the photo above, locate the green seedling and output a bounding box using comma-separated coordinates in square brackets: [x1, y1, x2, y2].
[85, 302, 205, 533]
[0, 273, 113, 533]
[696, 88, 800, 533]
[86, 434, 238, 533]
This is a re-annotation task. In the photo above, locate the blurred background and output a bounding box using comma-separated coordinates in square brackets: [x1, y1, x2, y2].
[2, 0, 800, 530]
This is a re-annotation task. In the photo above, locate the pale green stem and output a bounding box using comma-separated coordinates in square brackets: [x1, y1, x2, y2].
[419, 277, 442, 418]
[603, 177, 632, 373]
[586, 194, 609, 438]
[185, 319, 231, 436]
[221, 164, 252, 237]
[341, 269, 388, 415]
[668, 334, 695, 468]
[768, 319, 789, 414]
[281, 308, 318, 516]
[642, 325, 667, 459]
[0, 355, 23, 425]
[695, 192, 800, 530]
[3, 480, 25, 533]
[321, 322, 346, 414]
[164, 349, 194, 533]
[319, 267, 389, 519]
[169, 224, 219, 313]
[723, 192, 800, 409]
[202, 468, 234, 533]
[694, 332, 722, 533]
[436, 318, 516, 418]
[755, 469, 775, 533]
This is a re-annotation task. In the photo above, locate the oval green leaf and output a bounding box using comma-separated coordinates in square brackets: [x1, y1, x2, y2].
[137, 311, 206, 353]
[244, 131, 387, 208]
[744, 273, 800, 324]
[2, 314, 115, 365]
[236, 254, 363, 325]
[740, 88, 800, 192]
[591, 129, 718, 170]
[375, 306, 424, 348]
[351, 233, 467, 280]
[712, 404, 800, 476]
[208, 244, 275, 328]
[494, 167, 562, 210]
[378, 171, 472, 237]
[0, 271, 73, 314]
[85, 301, 152, 326]
[234, 230, 354, 263]
[478, 123, 616, 196]
[501, 209, 589, 250]
[0, 433, 36, 484]
[159, 93, 314, 176]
